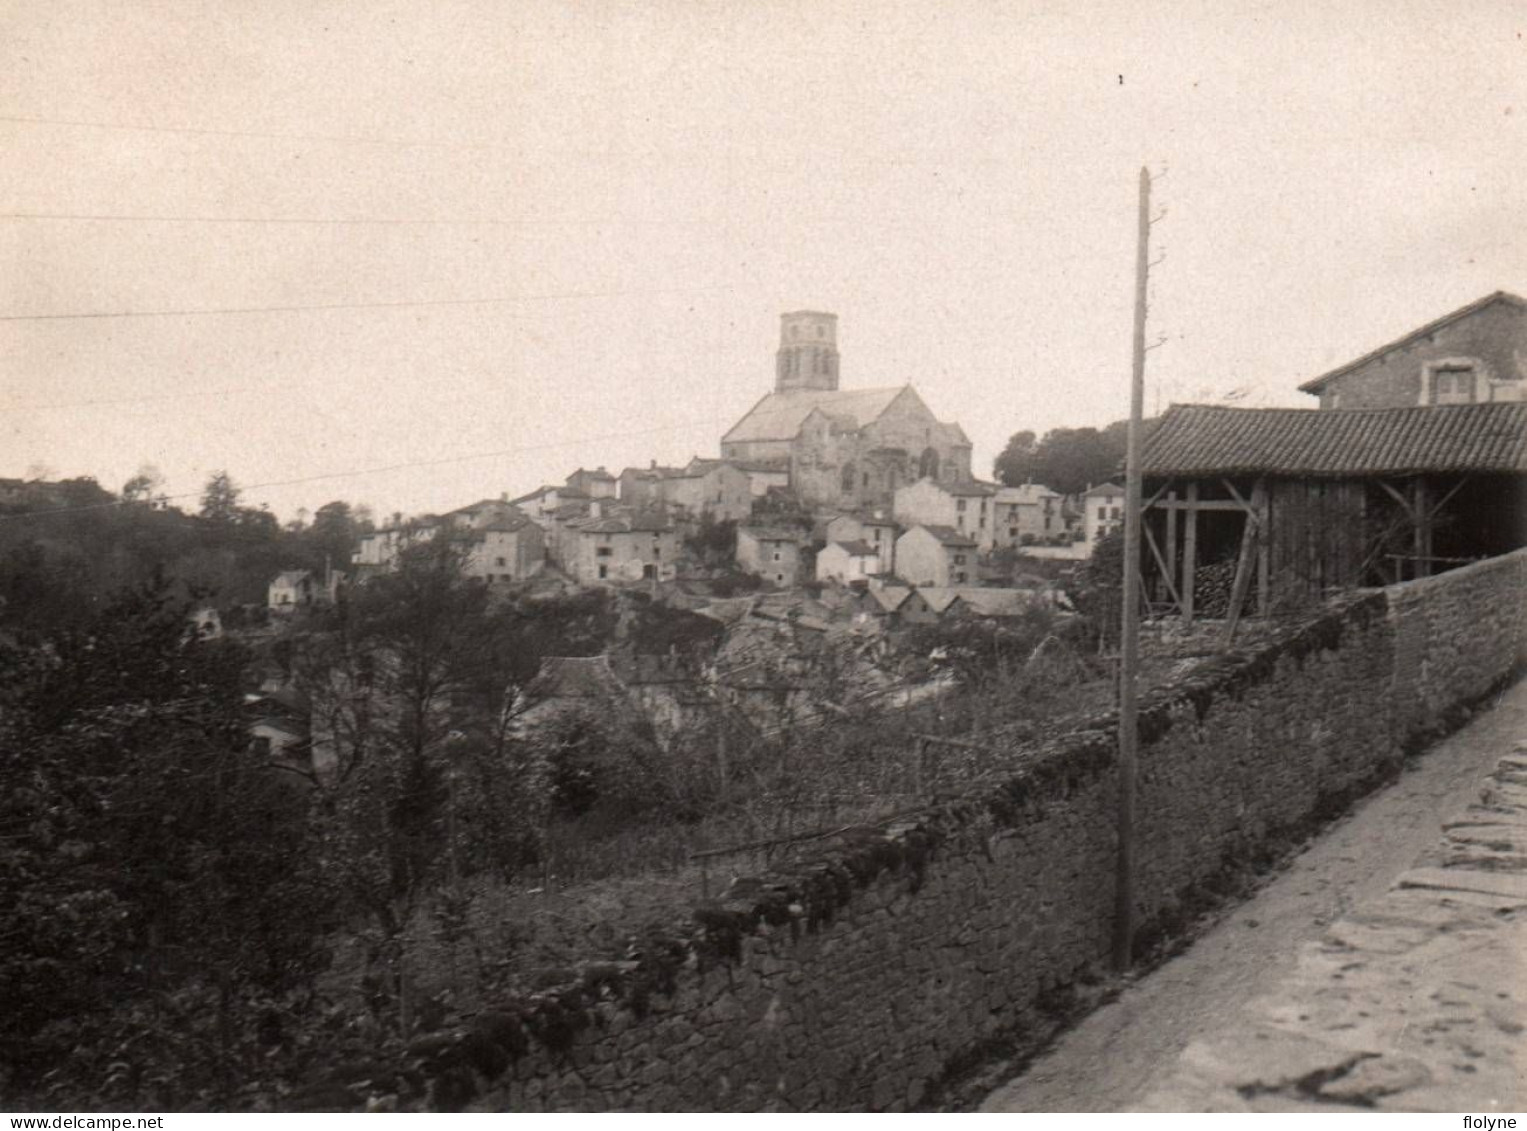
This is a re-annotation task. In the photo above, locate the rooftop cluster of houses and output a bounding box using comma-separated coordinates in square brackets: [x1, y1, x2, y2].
[268, 293, 1527, 620]
[273, 312, 1116, 612]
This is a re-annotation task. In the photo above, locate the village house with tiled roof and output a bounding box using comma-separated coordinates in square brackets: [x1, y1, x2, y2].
[1299, 291, 1527, 410]
[894, 524, 978, 587]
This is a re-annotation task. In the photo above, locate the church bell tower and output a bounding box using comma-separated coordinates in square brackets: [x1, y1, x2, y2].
[775, 311, 840, 394]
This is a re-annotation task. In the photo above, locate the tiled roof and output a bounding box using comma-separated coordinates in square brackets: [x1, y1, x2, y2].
[994, 483, 1061, 503]
[577, 513, 671, 534]
[722, 387, 908, 444]
[831, 540, 878, 556]
[1297, 291, 1527, 393]
[916, 524, 979, 547]
[742, 525, 805, 542]
[1085, 482, 1125, 496]
[943, 479, 997, 497]
[475, 515, 533, 534]
[1140, 402, 1527, 477]
[869, 586, 913, 613]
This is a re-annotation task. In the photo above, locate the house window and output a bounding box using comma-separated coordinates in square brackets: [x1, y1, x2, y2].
[955, 571, 967, 583]
[596, 546, 613, 557]
[598, 564, 608, 579]
[1097, 506, 1107, 520]
[956, 499, 967, 512]
[495, 557, 507, 567]
[1112, 507, 1122, 520]
[773, 551, 781, 562]
[953, 553, 966, 565]
[1432, 367, 1475, 405]
[653, 547, 661, 558]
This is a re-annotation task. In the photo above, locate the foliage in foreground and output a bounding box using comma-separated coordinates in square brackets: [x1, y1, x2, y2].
[0, 578, 336, 1108]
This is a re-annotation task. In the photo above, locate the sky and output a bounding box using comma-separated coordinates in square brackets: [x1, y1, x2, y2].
[3, 0, 1525, 522]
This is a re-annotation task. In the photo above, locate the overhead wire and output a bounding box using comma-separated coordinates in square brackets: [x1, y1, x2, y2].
[0, 412, 742, 522]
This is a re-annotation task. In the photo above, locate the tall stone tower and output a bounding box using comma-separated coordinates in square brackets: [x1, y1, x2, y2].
[775, 311, 839, 394]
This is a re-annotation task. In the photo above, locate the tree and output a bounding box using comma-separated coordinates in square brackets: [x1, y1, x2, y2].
[308, 500, 359, 565]
[0, 576, 333, 1107]
[122, 464, 165, 506]
[298, 535, 536, 1028]
[199, 470, 241, 523]
[992, 429, 1038, 486]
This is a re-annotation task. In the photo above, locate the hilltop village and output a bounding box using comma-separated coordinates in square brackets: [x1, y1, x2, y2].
[278, 311, 1119, 621]
[4, 291, 1525, 1113]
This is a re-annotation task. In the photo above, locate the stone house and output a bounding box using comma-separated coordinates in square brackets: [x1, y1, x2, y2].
[894, 524, 978, 587]
[461, 515, 545, 583]
[1299, 291, 1527, 410]
[894, 477, 997, 551]
[511, 483, 588, 528]
[618, 463, 684, 508]
[736, 524, 808, 587]
[445, 497, 526, 531]
[816, 539, 881, 585]
[1083, 482, 1125, 551]
[564, 507, 680, 584]
[825, 509, 900, 574]
[719, 311, 972, 510]
[564, 467, 619, 499]
[669, 458, 754, 522]
[992, 483, 1063, 546]
[268, 569, 316, 611]
[620, 459, 753, 522]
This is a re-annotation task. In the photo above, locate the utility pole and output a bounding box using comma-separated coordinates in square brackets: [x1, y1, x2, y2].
[1114, 166, 1152, 972]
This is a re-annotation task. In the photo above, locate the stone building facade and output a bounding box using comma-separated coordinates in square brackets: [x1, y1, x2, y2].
[1299, 290, 1527, 410]
[720, 312, 973, 510]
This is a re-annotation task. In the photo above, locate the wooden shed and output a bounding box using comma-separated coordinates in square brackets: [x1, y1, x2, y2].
[1137, 402, 1527, 624]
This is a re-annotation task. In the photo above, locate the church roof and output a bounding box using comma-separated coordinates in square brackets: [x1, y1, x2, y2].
[722, 386, 910, 444]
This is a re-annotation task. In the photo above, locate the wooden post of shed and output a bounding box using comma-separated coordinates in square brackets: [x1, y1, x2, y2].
[1224, 479, 1266, 645]
[1413, 478, 1432, 578]
[1182, 482, 1198, 623]
[1164, 490, 1178, 610]
[1256, 480, 1271, 616]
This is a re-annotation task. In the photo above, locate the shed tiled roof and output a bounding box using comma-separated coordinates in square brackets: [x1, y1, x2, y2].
[1141, 403, 1527, 478]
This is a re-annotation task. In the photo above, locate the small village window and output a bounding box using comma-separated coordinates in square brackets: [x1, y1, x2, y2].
[495, 557, 507, 567]
[956, 499, 967, 512]
[773, 551, 782, 561]
[1111, 507, 1122, 520]
[596, 546, 613, 557]
[1097, 506, 1107, 520]
[953, 553, 966, 565]
[598, 565, 608, 579]
[1432, 367, 1475, 405]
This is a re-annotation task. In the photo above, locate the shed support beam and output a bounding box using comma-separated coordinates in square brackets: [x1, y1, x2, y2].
[1224, 479, 1267, 645]
[1182, 482, 1198, 623]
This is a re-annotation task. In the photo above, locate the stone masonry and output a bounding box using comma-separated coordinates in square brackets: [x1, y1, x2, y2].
[309, 548, 1527, 1112]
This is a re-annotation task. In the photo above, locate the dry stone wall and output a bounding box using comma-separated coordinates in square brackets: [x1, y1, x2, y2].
[324, 548, 1527, 1113]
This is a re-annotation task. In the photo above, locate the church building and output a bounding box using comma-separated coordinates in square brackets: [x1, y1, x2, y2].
[720, 312, 972, 510]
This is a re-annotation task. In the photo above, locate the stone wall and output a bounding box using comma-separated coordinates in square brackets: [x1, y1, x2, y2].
[326, 549, 1527, 1113]
[1387, 548, 1527, 747]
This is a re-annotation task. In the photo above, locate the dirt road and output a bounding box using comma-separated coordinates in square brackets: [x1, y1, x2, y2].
[980, 678, 1527, 1113]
